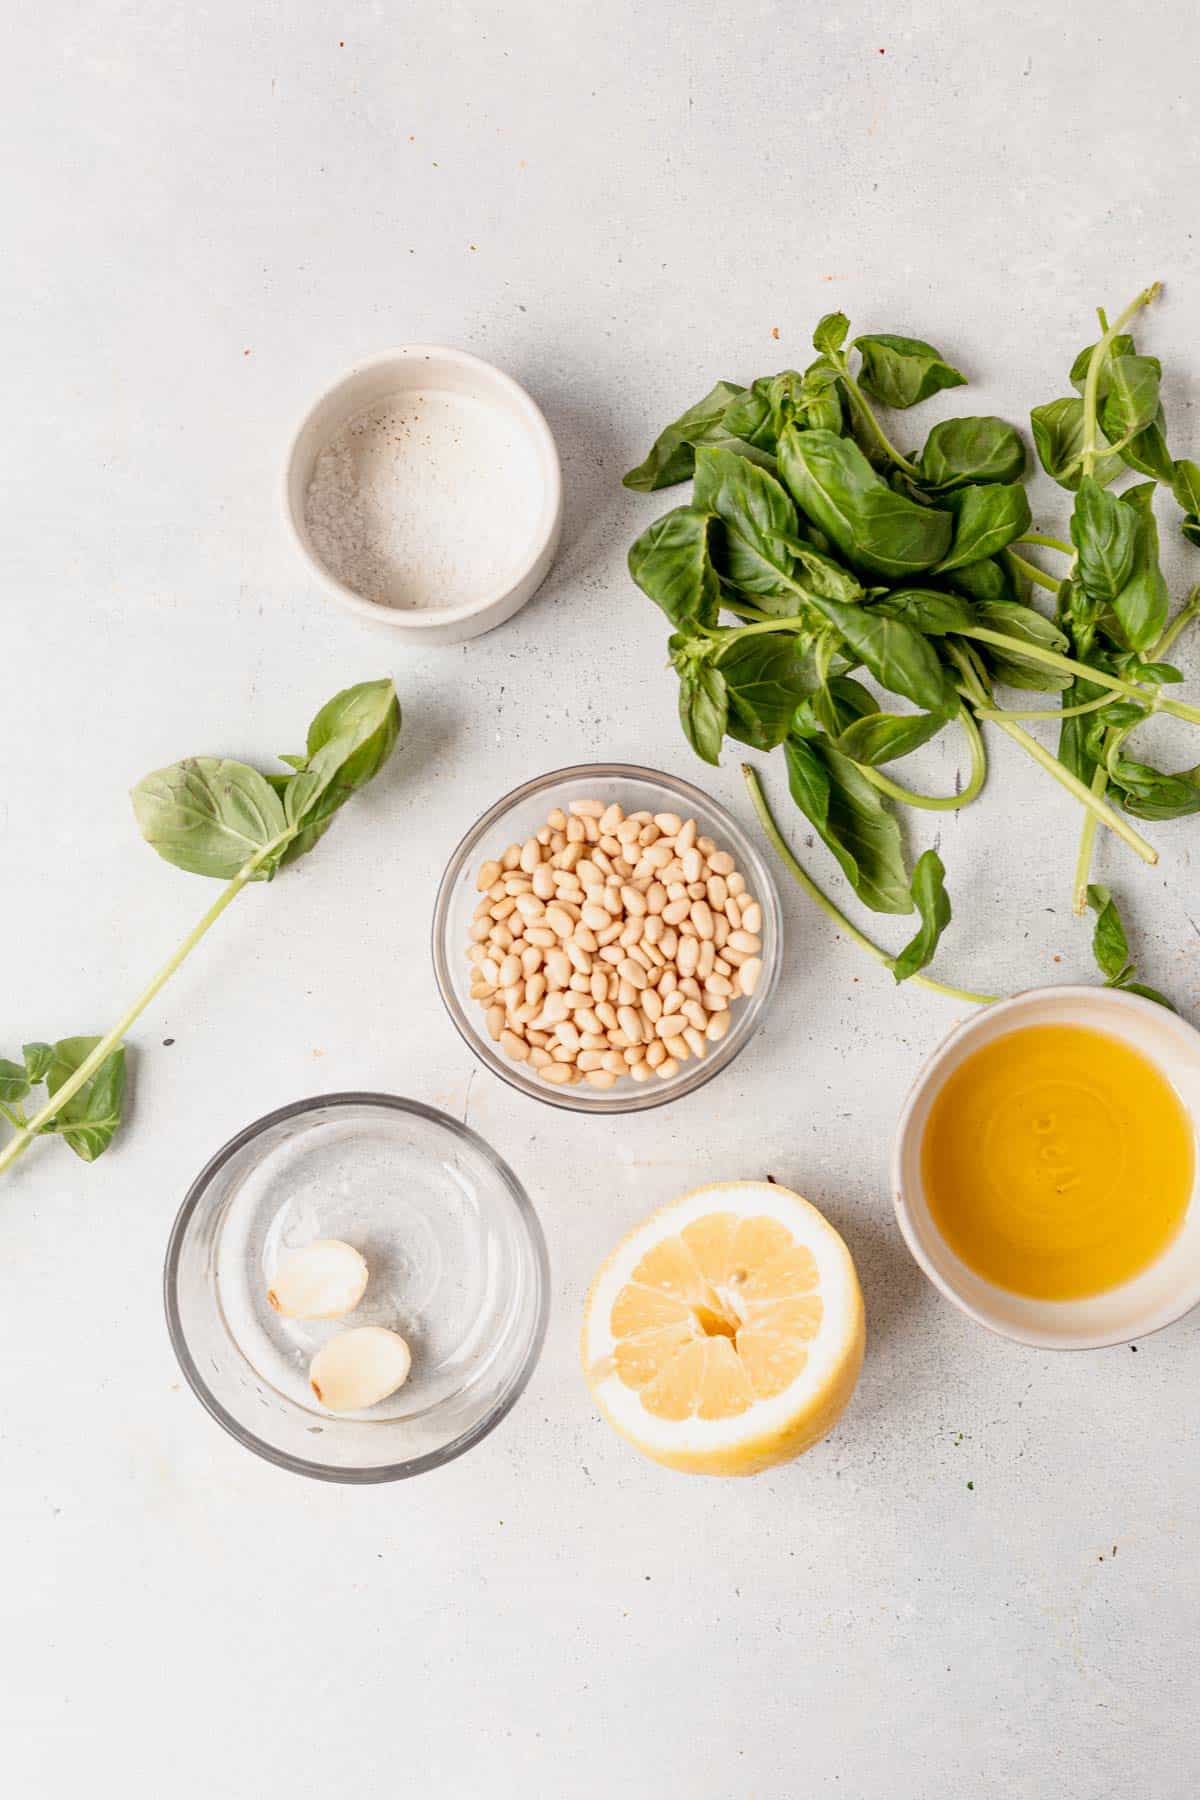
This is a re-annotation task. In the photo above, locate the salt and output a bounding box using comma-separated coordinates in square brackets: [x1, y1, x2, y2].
[303, 388, 543, 612]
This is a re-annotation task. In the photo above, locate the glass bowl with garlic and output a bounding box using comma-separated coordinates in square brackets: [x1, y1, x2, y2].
[164, 1094, 548, 1482]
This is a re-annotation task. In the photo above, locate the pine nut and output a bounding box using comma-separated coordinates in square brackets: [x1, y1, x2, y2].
[468, 803, 758, 1090]
[739, 958, 763, 995]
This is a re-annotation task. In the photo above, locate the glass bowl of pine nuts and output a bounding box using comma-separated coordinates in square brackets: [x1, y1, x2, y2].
[432, 764, 781, 1113]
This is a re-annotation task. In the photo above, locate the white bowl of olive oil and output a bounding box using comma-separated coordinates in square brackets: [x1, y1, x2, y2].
[892, 986, 1200, 1349]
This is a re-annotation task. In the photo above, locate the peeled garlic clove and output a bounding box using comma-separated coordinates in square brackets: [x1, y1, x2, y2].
[309, 1327, 412, 1411]
[267, 1239, 369, 1320]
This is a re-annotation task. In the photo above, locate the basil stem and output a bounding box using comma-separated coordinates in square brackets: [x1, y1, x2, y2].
[0, 834, 290, 1176]
[741, 765, 996, 1005]
[856, 708, 987, 812]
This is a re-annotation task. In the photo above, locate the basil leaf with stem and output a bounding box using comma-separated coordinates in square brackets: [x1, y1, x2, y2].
[692, 445, 800, 598]
[628, 507, 720, 628]
[892, 851, 952, 984]
[742, 765, 995, 1003]
[934, 481, 1031, 572]
[918, 416, 1026, 490]
[1030, 397, 1122, 491]
[813, 312, 850, 354]
[1069, 476, 1138, 604]
[778, 428, 953, 577]
[784, 735, 913, 915]
[42, 1038, 126, 1163]
[1086, 884, 1130, 981]
[1086, 885, 1175, 1010]
[852, 334, 966, 409]
[945, 556, 1020, 607]
[622, 380, 747, 492]
[0, 678, 401, 1179]
[132, 758, 289, 881]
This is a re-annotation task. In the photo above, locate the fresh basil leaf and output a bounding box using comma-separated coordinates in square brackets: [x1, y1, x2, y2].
[834, 710, 947, 768]
[277, 680, 401, 867]
[1107, 753, 1200, 820]
[1101, 354, 1162, 443]
[943, 556, 1013, 605]
[628, 508, 720, 628]
[676, 662, 728, 766]
[721, 376, 788, 452]
[918, 416, 1027, 490]
[1057, 677, 1106, 783]
[784, 736, 912, 914]
[1069, 476, 1138, 603]
[852, 334, 966, 409]
[875, 588, 977, 635]
[1030, 397, 1122, 491]
[808, 596, 957, 715]
[1183, 516, 1200, 547]
[0, 1059, 31, 1104]
[1171, 459, 1200, 515]
[44, 1037, 127, 1163]
[813, 312, 849, 354]
[693, 446, 800, 599]
[790, 542, 866, 604]
[975, 600, 1072, 691]
[1110, 487, 1169, 652]
[779, 428, 952, 577]
[934, 482, 1031, 572]
[892, 850, 952, 983]
[1086, 884, 1130, 981]
[715, 635, 811, 751]
[1069, 335, 1135, 398]
[622, 380, 747, 492]
[132, 757, 288, 881]
[22, 1043, 54, 1084]
[1122, 410, 1174, 484]
[806, 677, 877, 739]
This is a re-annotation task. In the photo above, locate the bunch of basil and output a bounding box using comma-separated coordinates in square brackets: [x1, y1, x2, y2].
[625, 295, 1200, 985]
[0, 679, 400, 1176]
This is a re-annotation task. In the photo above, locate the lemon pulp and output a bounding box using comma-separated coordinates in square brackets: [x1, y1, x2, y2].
[922, 1023, 1193, 1300]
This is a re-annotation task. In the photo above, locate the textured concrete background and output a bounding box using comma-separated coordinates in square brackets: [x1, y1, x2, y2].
[3, 5, 1198, 1796]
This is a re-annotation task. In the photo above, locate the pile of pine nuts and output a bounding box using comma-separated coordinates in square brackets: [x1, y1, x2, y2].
[466, 798, 764, 1090]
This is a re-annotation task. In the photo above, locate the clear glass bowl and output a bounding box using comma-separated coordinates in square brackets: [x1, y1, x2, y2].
[432, 763, 782, 1114]
[164, 1094, 549, 1483]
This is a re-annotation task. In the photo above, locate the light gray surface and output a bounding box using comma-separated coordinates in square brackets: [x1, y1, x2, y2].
[3, 6, 1198, 1797]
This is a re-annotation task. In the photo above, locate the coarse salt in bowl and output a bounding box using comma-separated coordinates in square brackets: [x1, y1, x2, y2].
[431, 764, 783, 1114]
[283, 346, 562, 645]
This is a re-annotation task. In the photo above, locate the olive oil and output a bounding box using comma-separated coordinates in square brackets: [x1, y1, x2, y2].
[921, 1024, 1193, 1300]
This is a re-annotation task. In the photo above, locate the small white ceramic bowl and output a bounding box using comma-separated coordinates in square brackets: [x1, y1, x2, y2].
[283, 346, 562, 645]
[892, 986, 1200, 1349]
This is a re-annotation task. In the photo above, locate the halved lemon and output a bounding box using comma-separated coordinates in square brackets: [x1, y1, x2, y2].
[581, 1180, 865, 1475]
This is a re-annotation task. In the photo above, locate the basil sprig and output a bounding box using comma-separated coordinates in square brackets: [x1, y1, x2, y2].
[0, 680, 400, 1175]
